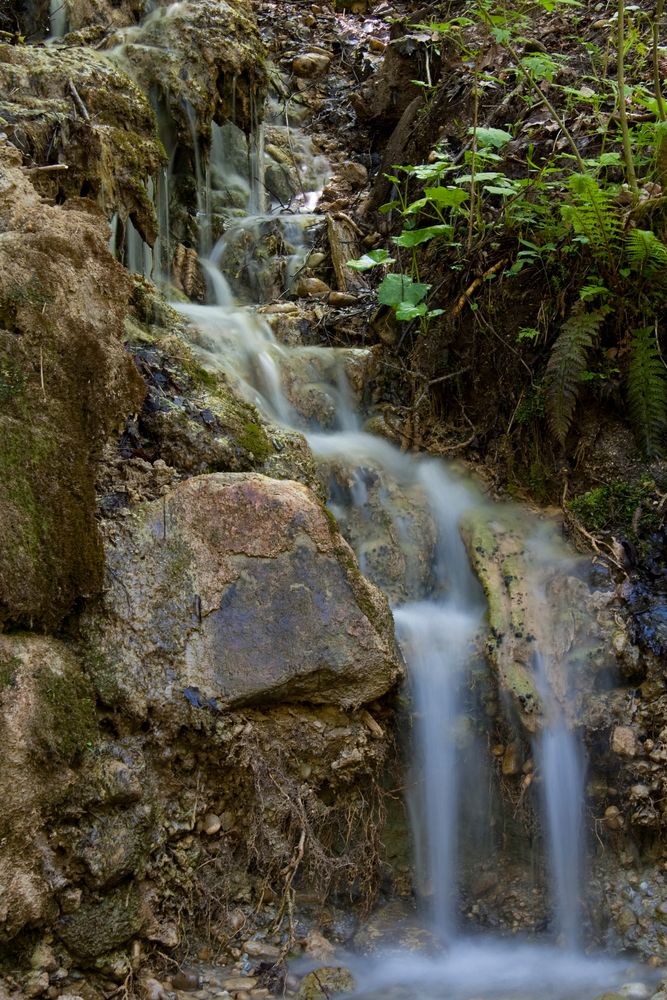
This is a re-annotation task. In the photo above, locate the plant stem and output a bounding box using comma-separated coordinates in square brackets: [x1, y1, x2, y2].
[506, 43, 586, 172]
[652, 0, 666, 121]
[617, 0, 640, 195]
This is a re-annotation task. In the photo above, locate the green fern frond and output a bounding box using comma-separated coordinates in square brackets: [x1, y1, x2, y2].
[624, 228, 667, 277]
[627, 325, 667, 456]
[561, 174, 622, 267]
[545, 304, 610, 446]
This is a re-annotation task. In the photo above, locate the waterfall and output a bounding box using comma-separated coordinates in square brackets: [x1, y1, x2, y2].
[49, 0, 68, 39]
[535, 652, 586, 949]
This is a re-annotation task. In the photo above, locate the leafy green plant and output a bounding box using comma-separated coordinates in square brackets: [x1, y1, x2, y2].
[545, 304, 611, 445]
[627, 325, 667, 456]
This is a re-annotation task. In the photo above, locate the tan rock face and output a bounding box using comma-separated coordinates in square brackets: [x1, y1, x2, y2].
[86, 473, 403, 717]
[0, 142, 144, 629]
[0, 635, 97, 942]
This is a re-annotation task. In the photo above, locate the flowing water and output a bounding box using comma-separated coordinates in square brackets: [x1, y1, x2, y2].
[104, 15, 652, 993]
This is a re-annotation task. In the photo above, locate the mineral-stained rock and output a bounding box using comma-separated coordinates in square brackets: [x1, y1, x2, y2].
[84, 473, 403, 718]
[0, 141, 144, 630]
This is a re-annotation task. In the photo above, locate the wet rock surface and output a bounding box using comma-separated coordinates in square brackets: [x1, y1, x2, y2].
[85, 472, 402, 716]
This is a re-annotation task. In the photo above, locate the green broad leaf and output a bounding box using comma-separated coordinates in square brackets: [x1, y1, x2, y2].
[393, 225, 452, 247]
[517, 327, 540, 342]
[491, 26, 511, 43]
[423, 186, 469, 207]
[346, 249, 396, 271]
[483, 184, 519, 196]
[378, 200, 401, 215]
[383, 174, 402, 185]
[396, 302, 428, 321]
[377, 274, 430, 308]
[521, 52, 561, 82]
[426, 308, 445, 318]
[470, 126, 513, 149]
[455, 171, 504, 184]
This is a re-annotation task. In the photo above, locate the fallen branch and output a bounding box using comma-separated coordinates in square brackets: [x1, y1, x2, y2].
[452, 258, 508, 317]
[24, 163, 69, 173]
[68, 80, 90, 121]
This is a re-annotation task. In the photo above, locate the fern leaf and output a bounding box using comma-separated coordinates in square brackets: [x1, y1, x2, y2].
[545, 304, 610, 445]
[625, 228, 667, 277]
[561, 174, 621, 267]
[627, 325, 667, 456]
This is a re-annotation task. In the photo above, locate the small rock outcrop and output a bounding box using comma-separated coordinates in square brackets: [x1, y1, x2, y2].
[85, 473, 403, 717]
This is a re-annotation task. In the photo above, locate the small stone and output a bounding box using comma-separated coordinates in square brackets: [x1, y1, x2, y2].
[202, 812, 222, 836]
[612, 726, 637, 757]
[249, 992, 270, 998]
[258, 302, 299, 315]
[304, 930, 335, 961]
[31, 943, 58, 972]
[141, 979, 168, 1000]
[25, 973, 49, 998]
[292, 53, 330, 77]
[172, 971, 202, 991]
[59, 888, 82, 914]
[617, 906, 638, 933]
[236, 993, 251, 1000]
[243, 939, 280, 958]
[222, 979, 257, 992]
[229, 909, 246, 932]
[344, 162, 368, 189]
[307, 252, 327, 268]
[368, 37, 385, 52]
[296, 277, 331, 297]
[501, 741, 521, 776]
[296, 968, 354, 1000]
[327, 292, 358, 307]
[604, 805, 624, 830]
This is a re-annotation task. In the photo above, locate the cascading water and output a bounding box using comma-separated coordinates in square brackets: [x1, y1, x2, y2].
[535, 652, 586, 950]
[49, 0, 68, 39]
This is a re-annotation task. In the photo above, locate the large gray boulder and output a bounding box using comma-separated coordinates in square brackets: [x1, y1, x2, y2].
[85, 473, 403, 717]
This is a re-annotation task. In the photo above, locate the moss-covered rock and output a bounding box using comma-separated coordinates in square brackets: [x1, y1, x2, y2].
[0, 43, 164, 241]
[57, 882, 144, 961]
[0, 141, 144, 629]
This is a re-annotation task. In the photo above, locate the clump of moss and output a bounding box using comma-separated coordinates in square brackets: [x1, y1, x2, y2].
[238, 421, 272, 462]
[34, 667, 98, 763]
[568, 479, 658, 535]
[0, 654, 19, 693]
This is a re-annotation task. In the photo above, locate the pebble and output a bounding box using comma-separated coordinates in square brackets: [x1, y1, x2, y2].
[172, 971, 202, 991]
[25, 972, 49, 998]
[243, 939, 281, 958]
[612, 726, 637, 757]
[202, 812, 222, 835]
[343, 161, 368, 189]
[368, 36, 385, 52]
[222, 979, 257, 992]
[296, 277, 330, 297]
[327, 292, 358, 307]
[292, 53, 330, 77]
